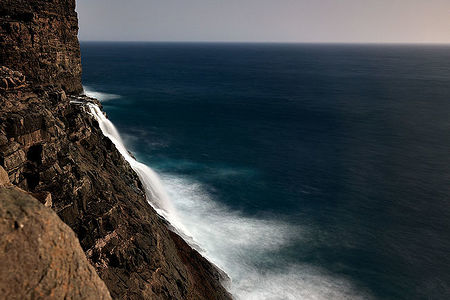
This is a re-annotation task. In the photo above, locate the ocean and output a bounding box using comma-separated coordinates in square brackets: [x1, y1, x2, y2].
[81, 42, 450, 300]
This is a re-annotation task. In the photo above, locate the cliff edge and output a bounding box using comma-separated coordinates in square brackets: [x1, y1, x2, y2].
[0, 0, 231, 299]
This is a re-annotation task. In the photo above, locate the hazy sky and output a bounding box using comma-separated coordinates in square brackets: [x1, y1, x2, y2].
[76, 0, 450, 43]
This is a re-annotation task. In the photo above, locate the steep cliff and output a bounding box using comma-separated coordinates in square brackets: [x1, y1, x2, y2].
[0, 0, 231, 299]
[0, 0, 82, 93]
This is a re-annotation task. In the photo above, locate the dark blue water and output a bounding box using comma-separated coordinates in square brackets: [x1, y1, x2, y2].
[81, 42, 450, 300]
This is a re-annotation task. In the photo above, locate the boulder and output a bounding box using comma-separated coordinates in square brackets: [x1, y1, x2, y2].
[0, 166, 10, 186]
[0, 187, 111, 300]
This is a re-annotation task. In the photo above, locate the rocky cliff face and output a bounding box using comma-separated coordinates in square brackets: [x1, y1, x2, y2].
[0, 0, 231, 299]
[0, 0, 82, 94]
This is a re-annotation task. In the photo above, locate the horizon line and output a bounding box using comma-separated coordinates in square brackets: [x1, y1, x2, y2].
[79, 40, 450, 46]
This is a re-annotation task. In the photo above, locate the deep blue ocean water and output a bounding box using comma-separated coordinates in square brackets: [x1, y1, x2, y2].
[81, 42, 450, 300]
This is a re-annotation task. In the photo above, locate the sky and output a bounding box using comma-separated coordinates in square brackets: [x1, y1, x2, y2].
[76, 0, 450, 43]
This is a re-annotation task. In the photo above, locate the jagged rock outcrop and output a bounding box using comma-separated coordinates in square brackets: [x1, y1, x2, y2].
[0, 66, 27, 90]
[0, 0, 82, 93]
[0, 0, 231, 299]
[0, 185, 112, 300]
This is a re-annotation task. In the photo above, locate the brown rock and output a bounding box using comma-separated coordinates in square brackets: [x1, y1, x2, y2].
[0, 166, 10, 186]
[0, 133, 7, 146]
[0, 66, 27, 90]
[0, 0, 82, 94]
[3, 149, 26, 170]
[31, 191, 52, 207]
[0, 187, 111, 300]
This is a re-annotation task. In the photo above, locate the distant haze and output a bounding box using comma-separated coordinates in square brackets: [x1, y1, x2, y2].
[76, 0, 450, 43]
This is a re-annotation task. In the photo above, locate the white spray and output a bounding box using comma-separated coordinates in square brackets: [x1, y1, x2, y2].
[87, 103, 189, 234]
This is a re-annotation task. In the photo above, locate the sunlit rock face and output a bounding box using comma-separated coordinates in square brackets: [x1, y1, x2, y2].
[0, 186, 112, 300]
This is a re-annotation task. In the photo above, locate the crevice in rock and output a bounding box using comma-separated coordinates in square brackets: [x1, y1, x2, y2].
[27, 143, 42, 165]
[24, 171, 39, 190]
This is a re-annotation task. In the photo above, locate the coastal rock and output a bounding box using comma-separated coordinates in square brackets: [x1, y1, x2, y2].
[0, 0, 82, 94]
[0, 187, 112, 300]
[0, 66, 27, 90]
[32, 190, 52, 207]
[0, 166, 10, 186]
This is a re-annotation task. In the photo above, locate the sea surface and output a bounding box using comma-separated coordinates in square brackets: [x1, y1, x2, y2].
[81, 42, 450, 300]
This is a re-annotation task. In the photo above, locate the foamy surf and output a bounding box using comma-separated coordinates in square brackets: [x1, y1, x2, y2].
[160, 174, 372, 300]
[86, 99, 372, 300]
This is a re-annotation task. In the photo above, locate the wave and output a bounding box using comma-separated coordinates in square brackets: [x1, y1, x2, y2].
[161, 174, 372, 300]
[83, 86, 121, 102]
[87, 101, 372, 300]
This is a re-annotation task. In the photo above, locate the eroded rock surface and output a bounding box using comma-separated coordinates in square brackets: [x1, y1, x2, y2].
[0, 66, 27, 91]
[0, 0, 82, 93]
[0, 186, 112, 300]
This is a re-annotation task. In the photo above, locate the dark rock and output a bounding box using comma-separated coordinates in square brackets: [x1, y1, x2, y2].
[0, 66, 27, 90]
[0, 0, 82, 94]
[31, 190, 52, 207]
[2, 148, 26, 170]
[0, 187, 112, 300]
[0, 133, 7, 146]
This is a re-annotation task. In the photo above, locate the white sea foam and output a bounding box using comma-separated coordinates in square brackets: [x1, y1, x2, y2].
[87, 101, 372, 300]
[161, 174, 372, 300]
[84, 86, 121, 102]
[230, 265, 371, 300]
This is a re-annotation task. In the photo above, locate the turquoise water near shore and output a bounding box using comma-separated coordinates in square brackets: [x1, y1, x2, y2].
[82, 43, 450, 299]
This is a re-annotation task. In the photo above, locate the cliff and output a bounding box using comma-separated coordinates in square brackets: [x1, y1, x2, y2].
[0, 0, 231, 299]
[0, 0, 82, 93]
